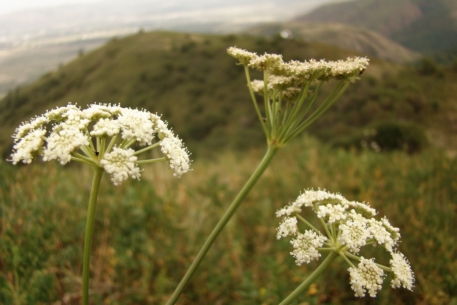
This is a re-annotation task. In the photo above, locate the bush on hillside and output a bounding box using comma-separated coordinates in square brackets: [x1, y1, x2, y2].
[330, 120, 428, 154]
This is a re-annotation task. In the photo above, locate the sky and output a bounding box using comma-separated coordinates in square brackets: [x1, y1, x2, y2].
[0, 0, 100, 15]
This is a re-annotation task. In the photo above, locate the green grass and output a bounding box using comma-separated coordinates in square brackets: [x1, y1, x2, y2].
[1, 136, 456, 304]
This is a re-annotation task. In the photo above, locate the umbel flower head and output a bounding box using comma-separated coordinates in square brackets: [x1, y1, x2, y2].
[227, 47, 369, 147]
[276, 189, 414, 298]
[10, 103, 191, 185]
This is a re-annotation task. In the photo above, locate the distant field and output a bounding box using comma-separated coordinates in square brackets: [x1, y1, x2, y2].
[0, 38, 107, 97]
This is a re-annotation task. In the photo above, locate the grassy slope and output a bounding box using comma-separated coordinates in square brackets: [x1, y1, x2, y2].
[0, 31, 384, 156]
[295, 0, 457, 53]
[246, 21, 421, 63]
[1, 30, 457, 159]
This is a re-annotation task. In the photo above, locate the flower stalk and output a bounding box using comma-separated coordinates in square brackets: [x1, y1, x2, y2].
[82, 167, 104, 305]
[279, 251, 338, 305]
[166, 146, 279, 305]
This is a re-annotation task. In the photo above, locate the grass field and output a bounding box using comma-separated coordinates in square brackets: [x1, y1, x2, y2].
[1, 136, 456, 304]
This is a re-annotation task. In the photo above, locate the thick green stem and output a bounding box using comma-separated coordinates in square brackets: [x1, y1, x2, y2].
[279, 251, 338, 305]
[82, 167, 104, 305]
[166, 146, 280, 305]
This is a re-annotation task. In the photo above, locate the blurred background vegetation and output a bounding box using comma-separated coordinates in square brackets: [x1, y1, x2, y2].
[1, 0, 457, 303]
[1, 138, 456, 304]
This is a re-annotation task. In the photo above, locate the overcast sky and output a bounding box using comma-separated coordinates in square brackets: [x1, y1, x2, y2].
[0, 0, 101, 15]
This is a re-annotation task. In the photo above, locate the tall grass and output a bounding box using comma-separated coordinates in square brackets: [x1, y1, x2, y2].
[1, 136, 456, 304]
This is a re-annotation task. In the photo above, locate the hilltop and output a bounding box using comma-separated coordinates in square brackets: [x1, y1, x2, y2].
[295, 0, 457, 54]
[1, 31, 457, 159]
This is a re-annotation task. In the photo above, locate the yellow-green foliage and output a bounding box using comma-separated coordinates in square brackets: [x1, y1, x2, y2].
[1, 136, 455, 304]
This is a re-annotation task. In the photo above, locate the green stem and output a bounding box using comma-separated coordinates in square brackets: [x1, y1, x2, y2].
[71, 156, 99, 167]
[82, 167, 104, 305]
[279, 251, 338, 305]
[319, 218, 333, 242]
[136, 157, 167, 164]
[244, 66, 268, 137]
[285, 82, 349, 142]
[339, 251, 356, 268]
[263, 71, 274, 130]
[122, 138, 136, 149]
[296, 214, 320, 234]
[133, 142, 161, 156]
[98, 137, 106, 160]
[105, 134, 118, 154]
[343, 251, 392, 272]
[165, 146, 280, 305]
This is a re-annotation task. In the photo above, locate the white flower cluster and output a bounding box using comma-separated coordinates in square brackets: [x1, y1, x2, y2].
[228, 47, 369, 92]
[290, 231, 327, 265]
[349, 257, 384, 297]
[10, 103, 191, 184]
[276, 189, 414, 297]
[100, 147, 140, 185]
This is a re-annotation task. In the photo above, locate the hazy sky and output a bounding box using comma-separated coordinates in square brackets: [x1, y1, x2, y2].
[0, 0, 101, 15]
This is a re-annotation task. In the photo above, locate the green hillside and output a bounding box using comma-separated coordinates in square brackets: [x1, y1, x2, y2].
[1, 30, 457, 159]
[246, 22, 420, 63]
[295, 0, 457, 54]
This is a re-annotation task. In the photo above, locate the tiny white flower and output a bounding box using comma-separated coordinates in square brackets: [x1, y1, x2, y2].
[117, 108, 155, 145]
[316, 203, 348, 223]
[290, 231, 327, 265]
[11, 129, 47, 164]
[43, 125, 89, 164]
[381, 217, 401, 243]
[349, 257, 384, 297]
[250, 80, 265, 93]
[100, 147, 140, 185]
[91, 118, 120, 137]
[227, 47, 258, 66]
[390, 251, 414, 291]
[46, 104, 80, 121]
[294, 189, 346, 209]
[84, 103, 122, 120]
[249, 53, 283, 71]
[368, 218, 396, 251]
[159, 136, 191, 177]
[338, 214, 371, 254]
[277, 217, 298, 239]
[13, 115, 49, 142]
[347, 201, 377, 217]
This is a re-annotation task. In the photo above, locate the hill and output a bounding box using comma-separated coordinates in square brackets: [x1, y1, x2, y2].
[0, 31, 381, 156]
[246, 22, 420, 63]
[1, 31, 457, 159]
[295, 0, 457, 54]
